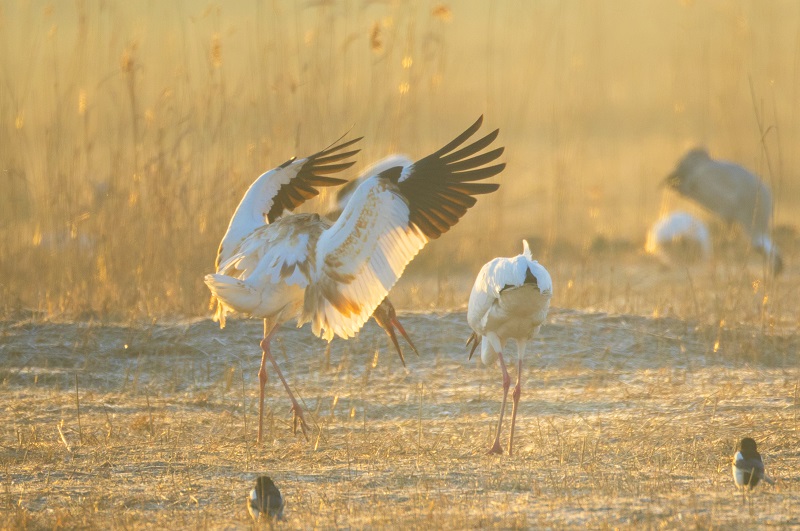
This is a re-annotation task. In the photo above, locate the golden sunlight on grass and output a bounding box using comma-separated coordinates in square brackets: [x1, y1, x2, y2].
[0, 1, 797, 322]
[2, 312, 799, 528]
[1, 1, 799, 528]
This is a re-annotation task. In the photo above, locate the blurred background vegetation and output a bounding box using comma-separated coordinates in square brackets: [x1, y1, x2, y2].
[1, 0, 798, 322]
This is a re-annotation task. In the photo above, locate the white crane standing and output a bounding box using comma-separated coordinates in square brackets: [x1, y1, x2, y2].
[467, 240, 552, 455]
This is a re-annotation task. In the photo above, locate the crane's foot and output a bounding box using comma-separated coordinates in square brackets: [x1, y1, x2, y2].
[487, 440, 504, 455]
[291, 402, 309, 440]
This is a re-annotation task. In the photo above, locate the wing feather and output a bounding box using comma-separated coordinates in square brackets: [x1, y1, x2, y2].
[215, 137, 361, 269]
[266, 137, 363, 222]
[217, 216, 323, 288]
[398, 116, 505, 239]
[429, 116, 485, 157]
[440, 129, 499, 164]
[314, 148, 361, 165]
[306, 173, 429, 340]
[445, 148, 505, 173]
[305, 117, 504, 341]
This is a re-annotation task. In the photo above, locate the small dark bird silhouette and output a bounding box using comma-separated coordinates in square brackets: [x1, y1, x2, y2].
[247, 476, 284, 522]
[732, 437, 774, 489]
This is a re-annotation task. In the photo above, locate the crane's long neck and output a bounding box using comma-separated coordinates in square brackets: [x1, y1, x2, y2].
[216, 172, 274, 267]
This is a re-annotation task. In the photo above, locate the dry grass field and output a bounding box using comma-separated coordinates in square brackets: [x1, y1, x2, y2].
[2, 299, 800, 529]
[2, 0, 800, 529]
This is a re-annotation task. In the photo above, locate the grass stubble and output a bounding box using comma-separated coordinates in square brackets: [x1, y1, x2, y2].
[1, 1, 800, 529]
[1, 309, 800, 529]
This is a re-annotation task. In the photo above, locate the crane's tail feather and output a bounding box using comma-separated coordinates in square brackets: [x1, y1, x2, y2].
[204, 274, 260, 327]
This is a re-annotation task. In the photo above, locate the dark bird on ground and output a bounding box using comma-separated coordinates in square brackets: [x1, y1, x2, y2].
[732, 437, 774, 490]
[247, 476, 284, 522]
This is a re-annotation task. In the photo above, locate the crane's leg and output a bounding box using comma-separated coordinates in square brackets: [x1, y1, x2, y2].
[508, 358, 523, 456]
[257, 320, 308, 444]
[488, 351, 511, 455]
[256, 322, 273, 445]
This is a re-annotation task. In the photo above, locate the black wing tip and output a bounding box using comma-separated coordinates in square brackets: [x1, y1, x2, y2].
[323, 136, 363, 154]
[455, 115, 485, 143]
[433, 115, 491, 157]
[377, 166, 404, 182]
[278, 156, 297, 169]
[311, 160, 359, 175]
[313, 148, 362, 165]
[399, 115, 503, 239]
[306, 175, 349, 186]
[470, 182, 501, 195]
[474, 163, 506, 180]
[465, 115, 486, 138]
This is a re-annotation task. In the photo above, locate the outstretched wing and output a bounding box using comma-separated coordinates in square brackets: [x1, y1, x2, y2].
[216, 136, 362, 269]
[265, 137, 364, 223]
[306, 116, 505, 340]
[399, 116, 504, 239]
[327, 155, 414, 221]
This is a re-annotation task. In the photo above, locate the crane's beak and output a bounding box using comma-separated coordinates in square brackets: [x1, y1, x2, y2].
[392, 314, 419, 356]
[372, 303, 419, 366]
[382, 314, 420, 367]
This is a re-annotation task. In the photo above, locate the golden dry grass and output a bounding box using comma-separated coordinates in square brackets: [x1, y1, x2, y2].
[2, 304, 800, 529]
[1, 0, 799, 320]
[2, 1, 800, 529]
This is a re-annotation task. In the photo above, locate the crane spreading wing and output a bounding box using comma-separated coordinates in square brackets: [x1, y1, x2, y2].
[305, 116, 505, 340]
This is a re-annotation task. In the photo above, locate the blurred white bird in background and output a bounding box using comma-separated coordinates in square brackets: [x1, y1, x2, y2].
[663, 148, 782, 274]
[645, 211, 711, 267]
[206, 116, 505, 443]
[466, 240, 552, 455]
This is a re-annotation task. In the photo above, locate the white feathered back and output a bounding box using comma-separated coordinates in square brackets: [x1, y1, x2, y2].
[467, 240, 552, 365]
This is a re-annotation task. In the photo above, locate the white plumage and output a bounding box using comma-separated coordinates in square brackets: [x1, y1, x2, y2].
[645, 211, 711, 267]
[327, 154, 414, 221]
[664, 148, 782, 273]
[466, 240, 552, 455]
[206, 116, 505, 442]
[328, 167, 421, 366]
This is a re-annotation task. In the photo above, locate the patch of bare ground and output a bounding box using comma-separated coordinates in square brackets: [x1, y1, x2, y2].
[2, 304, 799, 529]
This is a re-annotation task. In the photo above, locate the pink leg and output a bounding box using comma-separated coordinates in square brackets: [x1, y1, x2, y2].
[256, 323, 277, 445]
[488, 351, 511, 455]
[507, 358, 522, 456]
[257, 342, 269, 445]
[259, 335, 309, 440]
